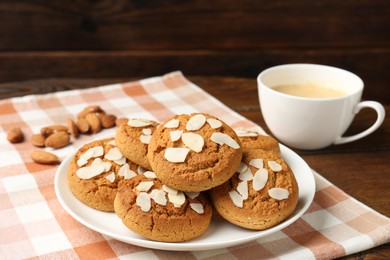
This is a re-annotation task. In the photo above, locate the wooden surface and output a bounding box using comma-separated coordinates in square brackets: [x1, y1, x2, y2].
[0, 76, 389, 259]
[0, 1, 389, 103]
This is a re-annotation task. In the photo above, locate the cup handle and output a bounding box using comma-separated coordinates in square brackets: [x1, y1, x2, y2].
[334, 101, 385, 145]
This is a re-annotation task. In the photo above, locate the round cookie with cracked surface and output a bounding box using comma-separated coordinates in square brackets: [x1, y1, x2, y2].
[114, 174, 212, 242]
[115, 118, 159, 170]
[235, 128, 281, 155]
[68, 138, 142, 212]
[209, 148, 299, 230]
[147, 113, 243, 192]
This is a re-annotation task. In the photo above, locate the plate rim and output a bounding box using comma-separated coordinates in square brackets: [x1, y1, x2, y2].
[54, 143, 315, 251]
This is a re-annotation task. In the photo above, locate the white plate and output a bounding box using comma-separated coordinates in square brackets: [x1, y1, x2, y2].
[54, 144, 315, 251]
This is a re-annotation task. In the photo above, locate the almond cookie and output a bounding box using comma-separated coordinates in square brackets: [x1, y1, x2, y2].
[68, 138, 144, 212]
[209, 148, 299, 230]
[235, 128, 280, 155]
[147, 113, 243, 192]
[114, 174, 212, 242]
[115, 118, 159, 170]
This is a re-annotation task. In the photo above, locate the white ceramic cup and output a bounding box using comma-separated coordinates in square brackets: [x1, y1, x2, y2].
[257, 64, 385, 150]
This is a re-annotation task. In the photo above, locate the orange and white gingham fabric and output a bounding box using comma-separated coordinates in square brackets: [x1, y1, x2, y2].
[0, 71, 389, 259]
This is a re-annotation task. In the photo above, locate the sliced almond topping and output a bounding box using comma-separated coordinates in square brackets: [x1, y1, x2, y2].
[268, 188, 289, 200]
[249, 158, 263, 169]
[150, 189, 167, 205]
[186, 114, 206, 131]
[237, 181, 249, 199]
[118, 164, 137, 179]
[77, 146, 103, 167]
[237, 162, 248, 174]
[206, 118, 222, 129]
[127, 118, 152, 127]
[137, 165, 147, 175]
[76, 158, 105, 179]
[104, 147, 123, 161]
[105, 172, 115, 183]
[234, 128, 259, 137]
[92, 146, 104, 157]
[136, 181, 154, 192]
[190, 203, 204, 214]
[142, 128, 152, 135]
[268, 161, 283, 172]
[170, 130, 183, 142]
[185, 192, 200, 199]
[228, 190, 244, 208]
[114, 156, 126, 165]
[162, 185, 178, 195]
[140, 134, 152, 144]
[238, 167, 253, 181]
[253, 168, 268, 191]
[181, 132, 204, 152]
[164, 119, 180, 129]
[143, 171, 157, 179]
[164, 147, 190, 163]
[136, 192, 151, 212]
[103, 161, 112, 172]
[107, 140, 117, 146]
[168, 191, 186, 207]
[210, 132, 240, 149]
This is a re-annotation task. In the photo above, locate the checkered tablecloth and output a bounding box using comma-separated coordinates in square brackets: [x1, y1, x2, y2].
[1, 71, 389, 259]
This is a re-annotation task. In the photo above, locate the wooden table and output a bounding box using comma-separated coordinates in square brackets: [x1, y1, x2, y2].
[1, 76, 389, 259]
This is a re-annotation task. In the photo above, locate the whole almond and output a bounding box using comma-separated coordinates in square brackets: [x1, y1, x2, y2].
[30, 150, 59, 164]
[31, 134, 46, 147]
[77, 118, 90, 133]
[100, 114, 117, 128]
[115, 117, 128, 127]
[41, 125, 68, 136]
[77, 105, 104, 119]
[40, 127, 54, 137]
[85, 113, 101, 133]
[45, 131, 70, 149]
[7, 127, 24, 143]
[67, 118, 79, 138]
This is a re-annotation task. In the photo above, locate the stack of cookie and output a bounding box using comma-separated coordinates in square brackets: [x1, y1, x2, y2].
[67, 113, 299, 242]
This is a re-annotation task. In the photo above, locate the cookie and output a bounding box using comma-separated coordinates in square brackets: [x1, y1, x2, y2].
[115, 118, 159, 170]
[147, 113, 243, 192]
[209, 148, 299, 230]
[68, 138, 142, 212]
[114, 174, 212, 242]
[235, 128, 280, 155]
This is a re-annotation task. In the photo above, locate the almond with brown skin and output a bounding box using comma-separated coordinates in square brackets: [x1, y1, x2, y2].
[31, 134, 46, 147]
[30, 150, 59, 164]
[7, 127, 24, 143]
[77, 105, 104, 119]
[40, 125, 68, 136]
[76, 118, 90, 133]
[85, 113, 101, 133]
[100, 114, 117, 128]
[67, 118, 79, 138]
[45, 131, 70, 149]
[115, 117, 128, 127]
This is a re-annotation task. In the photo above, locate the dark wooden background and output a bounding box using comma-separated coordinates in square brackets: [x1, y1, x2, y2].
[0, 0, 389, 103]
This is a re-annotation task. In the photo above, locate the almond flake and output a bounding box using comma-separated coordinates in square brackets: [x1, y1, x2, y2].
[103, 161, 112, 172]
[228, 190, 244, 208]
[92, 146, 104, 157]
[268, 188, 289, 200]
[104, 147, 123, 161]
[140, 134, 152, 144]
[234, 128, 258, 137]
[76, 158, 105, 179]
[143, 171, 157, 179]
[168, 191, 186, 207]
[77, 147, 98, 167]
[150, 189, 167, 205]
[186, 114, 206, 131]
[136, 181, 154, 192]
[182, 132, 204, 152]
[164, 119, 180, 128]
[207, 118, 222, 129]
[164, 147, 190, 163]
[253, 168, 268, 191]
[128, 118, 152, 127]
[170, 130, 183, 142]
[190, 203, 204, 214]
[162, 185, 178, 195]
[249, 158, 263, 169]
[118, 164, 137, 179]
[268, 161, 283, 172]
[210, 132, 240, 149]
[237, 181, 248, 199]
[107, 140, 117, 146]
[136, 192, 151, 212]
[137, 166, 147, 175]
[114, 156, 126, 165]
[105, 172, 115, 183]
[142, 128, 152, 135]
[238, 167, 253, 181]
[237, 162, 248, 174]
[124, 169, 137, 179]
[185, 192, 200, 199]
